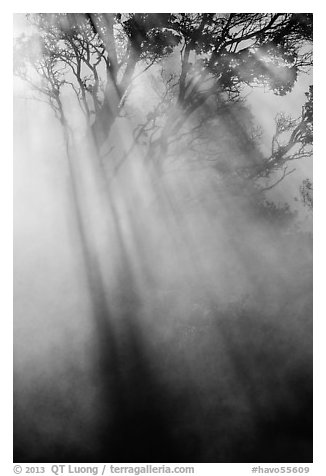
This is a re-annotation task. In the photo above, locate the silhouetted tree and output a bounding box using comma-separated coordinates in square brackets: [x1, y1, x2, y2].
[13, 13, 313, 463]
[14, 13, 312, 176]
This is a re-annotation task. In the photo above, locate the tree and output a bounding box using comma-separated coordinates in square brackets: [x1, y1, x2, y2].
[237, 85, 313, 193]
[13, 12, 313, 316]
[14, 13, 312, 178]
[13, 13, 314, 463]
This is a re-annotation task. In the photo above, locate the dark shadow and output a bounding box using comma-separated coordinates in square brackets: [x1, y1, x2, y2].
[13, 132, 312, 463]
[13, 146, 194, 463]
[214, 309, 313, 463]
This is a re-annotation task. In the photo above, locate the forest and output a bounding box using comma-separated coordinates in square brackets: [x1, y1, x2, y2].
[13, 13, 313, 463]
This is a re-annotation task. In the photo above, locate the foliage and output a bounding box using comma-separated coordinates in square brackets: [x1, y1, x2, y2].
[299, 178, 313, 209]
[14, 13, 313, 193]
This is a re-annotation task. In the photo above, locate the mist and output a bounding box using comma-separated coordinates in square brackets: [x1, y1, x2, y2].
[13, 13, 313, 463]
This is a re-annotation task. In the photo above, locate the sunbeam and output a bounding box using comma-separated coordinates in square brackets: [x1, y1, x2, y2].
[13, 13, 313, 464]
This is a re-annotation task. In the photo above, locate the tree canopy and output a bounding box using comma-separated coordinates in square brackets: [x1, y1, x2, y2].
[14, 13, 312, 178]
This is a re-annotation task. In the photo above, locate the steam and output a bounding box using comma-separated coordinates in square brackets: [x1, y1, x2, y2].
[14, 16, 312, 463]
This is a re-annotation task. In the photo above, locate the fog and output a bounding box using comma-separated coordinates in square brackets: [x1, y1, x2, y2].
[13, 14, 313, 463]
